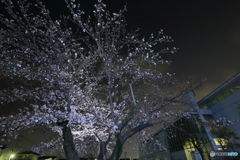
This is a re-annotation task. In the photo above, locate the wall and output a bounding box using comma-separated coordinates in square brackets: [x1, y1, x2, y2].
[209, 89, 240, 138]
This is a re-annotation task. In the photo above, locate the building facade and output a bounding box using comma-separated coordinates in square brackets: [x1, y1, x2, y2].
[139, 72, 240, 160]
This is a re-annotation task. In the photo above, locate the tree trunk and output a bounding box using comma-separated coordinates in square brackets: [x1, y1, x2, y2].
[195, 147, 204, 160]
[107, 134, 124, 160]
[62, 121, 79, 160]
[106, 124, 152, 160]
[97, 141, 107, 160]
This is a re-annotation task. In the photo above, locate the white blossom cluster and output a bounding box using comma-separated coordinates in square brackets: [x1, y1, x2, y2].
[0, 0, 199, 158]
[211, 117, 237, 128]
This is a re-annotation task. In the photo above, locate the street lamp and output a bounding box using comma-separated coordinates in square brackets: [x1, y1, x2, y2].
[9, 154, 15, 160]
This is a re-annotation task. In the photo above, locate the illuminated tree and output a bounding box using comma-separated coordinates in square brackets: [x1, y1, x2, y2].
[0, 0, 198, 160]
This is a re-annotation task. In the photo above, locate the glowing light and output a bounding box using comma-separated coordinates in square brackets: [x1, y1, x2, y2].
[9, 154, 15, 160]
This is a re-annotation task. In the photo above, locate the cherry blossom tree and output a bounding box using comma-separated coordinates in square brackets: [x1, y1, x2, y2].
[165, 115, 211, 159]
[212, 117, 240, 154]
[0, 0, 100, 159]
[0, 0, 199, 160]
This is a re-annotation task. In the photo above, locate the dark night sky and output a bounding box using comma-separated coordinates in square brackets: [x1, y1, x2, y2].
[99, 0, 240, 100]
[2, 0, 240, 101]
[48, 0, 240, 100]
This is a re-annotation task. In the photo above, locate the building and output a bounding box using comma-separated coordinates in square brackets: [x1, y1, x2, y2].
[198, 72, 240, 139]
[139, 72, 240, 160]
[17, 151, 40, 160]
[38, 156, 57, 160]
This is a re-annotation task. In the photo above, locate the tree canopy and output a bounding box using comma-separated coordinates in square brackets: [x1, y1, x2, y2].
[0, 0, 199, 159]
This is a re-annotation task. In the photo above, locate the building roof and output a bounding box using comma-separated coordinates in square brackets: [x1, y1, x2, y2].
[38, 156, 57, 159]
[198, 72, 240, 105]
[19, 151, 40, 155]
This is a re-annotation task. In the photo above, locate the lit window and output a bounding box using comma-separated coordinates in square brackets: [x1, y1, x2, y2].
[212, 98, 218, 104]
[214, 138, 227, 146]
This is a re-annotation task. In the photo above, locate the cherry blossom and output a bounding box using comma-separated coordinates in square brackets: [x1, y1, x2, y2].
[0, 1, 201, 160]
